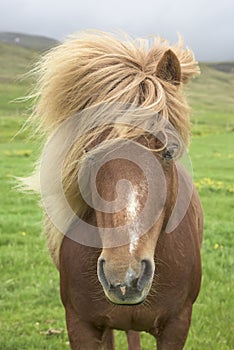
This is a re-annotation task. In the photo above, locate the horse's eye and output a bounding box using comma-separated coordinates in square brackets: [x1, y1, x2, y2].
[162, 148, 173, 160]
[162, 145, 178, 160]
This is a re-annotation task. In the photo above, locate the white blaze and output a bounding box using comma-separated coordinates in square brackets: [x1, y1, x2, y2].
[127, 190, 140, 254]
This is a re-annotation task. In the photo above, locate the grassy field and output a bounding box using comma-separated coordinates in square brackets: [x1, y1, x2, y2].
[0, 41, 233, 349]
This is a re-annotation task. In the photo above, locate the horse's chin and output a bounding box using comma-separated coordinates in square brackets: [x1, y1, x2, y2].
[103, 289, 149, 306]
[106, 295, 146, 306]
[107, 297, 146, 306]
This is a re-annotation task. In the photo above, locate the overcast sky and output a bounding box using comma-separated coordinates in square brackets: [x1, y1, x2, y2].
[1, 0, 234, 61]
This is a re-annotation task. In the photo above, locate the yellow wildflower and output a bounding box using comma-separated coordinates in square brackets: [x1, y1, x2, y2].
[213, 153, 221, 158]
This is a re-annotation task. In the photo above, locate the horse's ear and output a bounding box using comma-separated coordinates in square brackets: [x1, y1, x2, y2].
[156, 49, 181, 85]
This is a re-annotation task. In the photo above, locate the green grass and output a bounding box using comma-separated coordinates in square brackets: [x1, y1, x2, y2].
[0, 43, 234, 349]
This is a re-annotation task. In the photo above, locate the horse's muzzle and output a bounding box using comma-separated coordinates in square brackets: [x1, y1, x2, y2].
[97, 258, 154, 305]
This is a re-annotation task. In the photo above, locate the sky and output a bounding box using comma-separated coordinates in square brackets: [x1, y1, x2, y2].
[1, 0, 234, 61]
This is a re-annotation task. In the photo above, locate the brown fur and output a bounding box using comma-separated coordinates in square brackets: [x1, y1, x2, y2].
[60, 152, 203, 349]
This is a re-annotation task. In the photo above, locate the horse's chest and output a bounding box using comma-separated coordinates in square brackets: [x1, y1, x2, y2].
[87, 298, 158, 332]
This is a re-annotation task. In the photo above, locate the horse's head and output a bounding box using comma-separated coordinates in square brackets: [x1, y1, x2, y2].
[91, 137, 178, 305]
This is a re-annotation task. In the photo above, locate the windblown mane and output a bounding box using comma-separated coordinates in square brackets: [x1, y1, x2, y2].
[23, 31, 199, 267]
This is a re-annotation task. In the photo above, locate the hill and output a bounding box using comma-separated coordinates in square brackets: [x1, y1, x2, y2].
[0, 42, 38, 81]
[208, 62, 234, 74]
[0, 32, 59, 52]
[186, 63, 234, 131]
[0, 34, 57, 117]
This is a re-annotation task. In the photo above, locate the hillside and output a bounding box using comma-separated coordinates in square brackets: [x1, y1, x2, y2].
[186, 63, 234, 131]
[0, 32, 58, 52]
[208, 62, 234, 74]
[0, 42, 38, 80]
[0, 40, 233, 130]
[0, 34, 57, 117]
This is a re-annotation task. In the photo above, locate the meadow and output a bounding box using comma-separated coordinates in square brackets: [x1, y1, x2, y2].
[0, 41, 233, 349]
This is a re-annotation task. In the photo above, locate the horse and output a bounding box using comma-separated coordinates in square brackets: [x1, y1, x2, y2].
[22, 31, 203, 349]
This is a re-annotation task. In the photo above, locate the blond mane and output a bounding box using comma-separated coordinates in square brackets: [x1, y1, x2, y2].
[24, 30, 199, 267]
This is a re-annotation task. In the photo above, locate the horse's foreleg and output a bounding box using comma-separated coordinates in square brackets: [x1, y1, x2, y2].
[154, 304, 192, 350]
[65, 305, 103, 350]
[126, 330, 141, 350]
[103, 329, 115, 350]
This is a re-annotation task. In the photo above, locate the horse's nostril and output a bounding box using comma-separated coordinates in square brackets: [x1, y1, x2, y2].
[97, 258, 110, 290]
[137, 259, 153, 291]
[98, 258, 105, 266]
